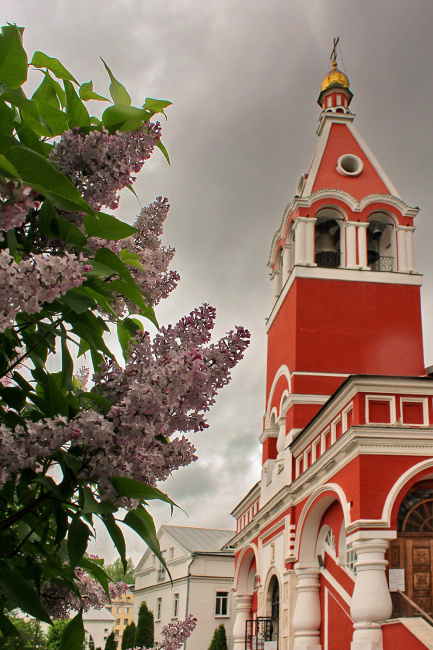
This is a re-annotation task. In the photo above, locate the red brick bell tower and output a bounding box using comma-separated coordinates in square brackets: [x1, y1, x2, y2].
[231, 48, 433, 650]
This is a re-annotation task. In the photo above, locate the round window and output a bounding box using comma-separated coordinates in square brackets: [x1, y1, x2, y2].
[337, 154, 363, 177]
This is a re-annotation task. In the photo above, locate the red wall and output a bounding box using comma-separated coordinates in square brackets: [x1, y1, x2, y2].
[267, 277, 424, 405]
[383, 622, 428, 650]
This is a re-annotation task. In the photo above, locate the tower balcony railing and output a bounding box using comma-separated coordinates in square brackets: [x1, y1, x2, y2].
[315, 251, 341, 269]
[369, 255, 394, 272]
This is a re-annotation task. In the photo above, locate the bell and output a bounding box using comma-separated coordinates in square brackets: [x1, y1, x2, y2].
[315, 231, 340, 268]
[315, 232, 338, 253]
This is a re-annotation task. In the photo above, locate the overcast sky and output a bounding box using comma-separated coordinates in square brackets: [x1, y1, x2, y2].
[4, 0, 433, 564]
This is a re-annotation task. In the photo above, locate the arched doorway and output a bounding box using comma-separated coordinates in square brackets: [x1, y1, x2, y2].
[269, 575, 280, 644]
[388, 480, 433, 617]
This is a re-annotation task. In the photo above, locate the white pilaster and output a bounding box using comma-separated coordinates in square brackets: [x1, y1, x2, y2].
[294, 219, 307, 265]
[272, 270, 280, 301]
[345, 222, 358, 268]
[305, 218, 317, 266]
[357, 223, 369, 268]
[397, 226, 409, 272]
[350, 538, 392, 650]
[293, 564, 321, 650]
[406, 226, 415, 273]
[283, 244, 292, 283]
[232, 594, 253, 650]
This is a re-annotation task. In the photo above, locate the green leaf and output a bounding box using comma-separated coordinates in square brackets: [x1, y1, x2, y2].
[102, 514, 126, 567]
[64, 79, 90, 128]
[101, 105, 146, 131]
[0, 153, 19, 179]
[62, 290, 96, 314]
[80, 391, 111, 411]
[61, 331, 74, 391]
[123, 506, 166, 566]
[32, 71, 60, 108]
[94, 248, 136, 285]
[1, 146, 94, 214]
[101, 58, 131, 106]
[67, 517, 90, 569]
[0, 25, 28, 89]
[0, 564, 52, 623]
[31, 51, 78, 84]
[30, 99, 70, 137]
[156, 139, 170, 164]
[79, 80, 109, 102]
[111, 478, 176, 511]
[0, 386, 26, 411]
[143, 97, 172, 116]
[119, 248, 144, 270]
[82, 487, 117, 515]
[84, 212, 136, 240]
[109, 279, 149, 313]
[78, 557, 110, 599]
[59, 609, 85, 650]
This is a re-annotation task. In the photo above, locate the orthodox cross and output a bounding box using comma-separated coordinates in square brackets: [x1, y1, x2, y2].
[330, 37, 340, 63]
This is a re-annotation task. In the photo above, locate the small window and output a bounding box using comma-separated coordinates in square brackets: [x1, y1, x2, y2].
[324, 528, 336, 552]
[170, 547, 174, 559]
[104, 629, 108, 634]
[117, 607, 122, 614]
[116, 619, 120, 625]
[124, 619, 128, 626]
[173, 593, 179, 618]
[115, 631, 119, 637]
[126, 596, 131, 603]
[157, 597, 162, 620]
[215, 592, 228, 616]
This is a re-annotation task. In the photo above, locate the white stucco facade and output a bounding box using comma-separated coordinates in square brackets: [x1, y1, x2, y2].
[134, 526, 236, 649]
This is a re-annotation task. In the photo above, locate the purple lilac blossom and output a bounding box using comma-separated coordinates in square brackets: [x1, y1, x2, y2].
[0, 181, 40, 240]
[127, 615, 197, 650]
[49, 125, 161, 211]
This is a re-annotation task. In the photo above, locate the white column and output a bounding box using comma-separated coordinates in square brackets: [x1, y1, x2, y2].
[357, 223, 369, 268]
[272, 270, 280, 302]
[293, 564, 321, 650]
[397, 226, 408, 272]
[283, 244, 292, 283]
[305, 218, 317, 266]
[233, 594, 252, 650]
[406, 227, 415, 272]
[350, 539, 392, 650]
[345, 222, 358, 268]
[294, 219, 307, 265]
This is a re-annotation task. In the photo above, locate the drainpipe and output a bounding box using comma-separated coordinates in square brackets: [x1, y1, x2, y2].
[183, 553, 196, 650]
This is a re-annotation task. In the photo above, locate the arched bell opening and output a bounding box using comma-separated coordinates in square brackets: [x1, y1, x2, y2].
[314, 209, 344, 269]
[367, 212, 396, 272]
[388, 479, 433, 618]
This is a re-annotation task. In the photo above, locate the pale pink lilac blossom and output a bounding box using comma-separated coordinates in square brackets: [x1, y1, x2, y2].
[41, 569, 127, 619]
[127, 615, 197, 650]
[49, 125, 161, 211]
[0, 250, 91, 332]
[117, 197, 179, 310]
[0, 181, 40, 240]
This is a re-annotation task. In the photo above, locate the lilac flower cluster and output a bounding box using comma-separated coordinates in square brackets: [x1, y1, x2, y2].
[49, 125, 161, 210]
[118, 197, 179, 309]
[0, 307, 250, 497]
[0, 250, 91, 332]
[41, 568, 127, 619]
[128, 615, 197, 650]
[0, 180, 39, 240]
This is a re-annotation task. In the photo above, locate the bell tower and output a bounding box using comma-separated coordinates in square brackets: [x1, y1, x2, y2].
[262, 54, 425, 469]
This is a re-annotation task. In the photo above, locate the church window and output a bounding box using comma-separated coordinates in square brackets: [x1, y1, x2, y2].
[346, 544, 357, 574]
[215, 592, 229, 616]
[324, 528, 336, 552]
[156, 597, 162, 620]
[173, 593, 179, 618]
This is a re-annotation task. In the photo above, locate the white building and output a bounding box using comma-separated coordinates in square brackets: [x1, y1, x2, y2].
[83, 607, 115, 650]
[134, 526, 236, 649]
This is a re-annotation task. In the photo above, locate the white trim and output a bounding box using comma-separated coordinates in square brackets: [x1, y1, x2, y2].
[348, 122, 401, 198]
[380, 458, 433, 528]
[342, 402, 354, 433]
[303, 118, 333, 196]
[265, 365, 291, 427]
[321, 570, 352, 607]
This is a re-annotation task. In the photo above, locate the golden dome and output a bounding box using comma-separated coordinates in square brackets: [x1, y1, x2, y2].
[321, 61, 350, 92]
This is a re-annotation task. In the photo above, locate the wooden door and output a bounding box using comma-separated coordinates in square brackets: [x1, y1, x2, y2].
[388, 537, 433, 617]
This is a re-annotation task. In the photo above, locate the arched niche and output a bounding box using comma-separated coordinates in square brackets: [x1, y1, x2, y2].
[367, 211, 396, 272]
[314, 207, 345, 269]
[264, 573, 281, 643]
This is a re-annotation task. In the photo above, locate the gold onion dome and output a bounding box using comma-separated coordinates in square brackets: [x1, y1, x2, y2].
[321, 60, 350, 92]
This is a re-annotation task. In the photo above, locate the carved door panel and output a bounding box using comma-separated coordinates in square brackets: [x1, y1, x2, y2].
[388, 538, 433, 617]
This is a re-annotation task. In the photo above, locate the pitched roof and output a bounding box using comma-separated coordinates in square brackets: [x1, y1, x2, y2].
[161, 525, 234, 553]
[82, 607, 116, 621]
